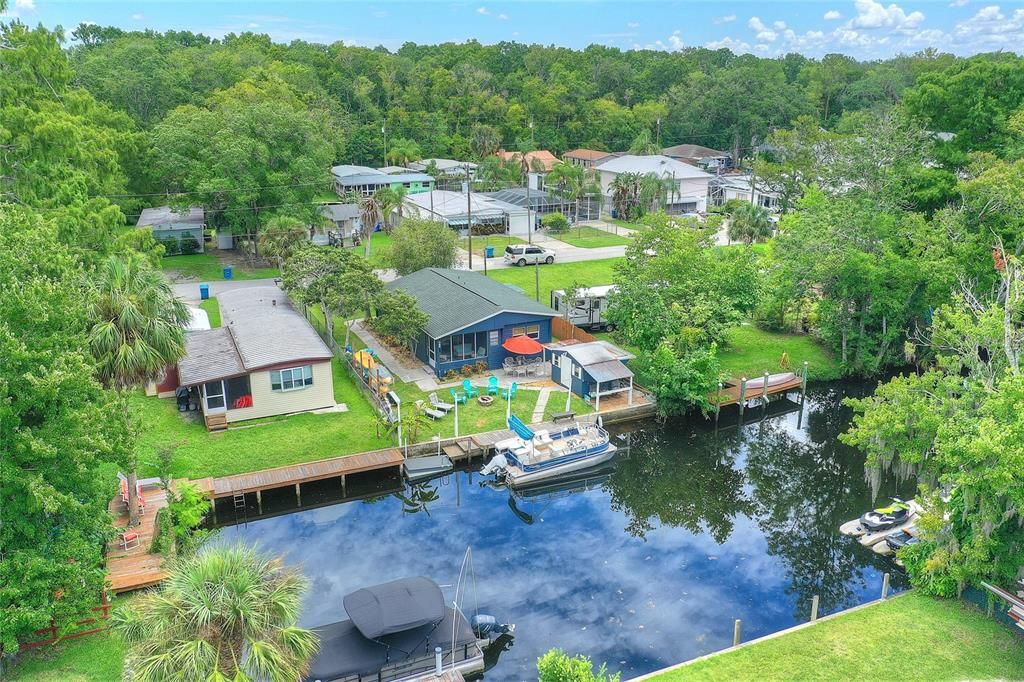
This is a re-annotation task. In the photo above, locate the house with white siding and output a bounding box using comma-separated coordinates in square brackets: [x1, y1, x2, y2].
[594, 155, 713, 214]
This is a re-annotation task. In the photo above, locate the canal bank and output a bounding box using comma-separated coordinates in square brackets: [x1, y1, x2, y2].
[208, 378, 916, 680]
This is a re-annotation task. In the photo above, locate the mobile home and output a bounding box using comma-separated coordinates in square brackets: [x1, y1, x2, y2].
[550, 285, 618, 331]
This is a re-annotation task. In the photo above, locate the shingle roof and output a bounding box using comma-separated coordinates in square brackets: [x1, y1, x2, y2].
[386, 268, 557, 338]
[136, 206, 205, 230]
[178, 287, 332, 385]
[662, 143, 729, 160]
[218, 287, 333, 370]
[495, 150, 559, 171]
[564, 149, 612, 161]
[331, 165, 433, 186]
[559, 341, 634, 382]
[178, 328, 245, 385]
[320, 203, 361, 222]
[595, 155, 713, 180]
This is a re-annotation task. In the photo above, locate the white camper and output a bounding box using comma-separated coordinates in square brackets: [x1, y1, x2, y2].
[550, 285, 618, 331]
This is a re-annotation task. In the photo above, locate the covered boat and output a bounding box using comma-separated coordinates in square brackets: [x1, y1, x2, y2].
[304, 577, 484, 682]
[744, 371, 797, 390]
[480, 416, 617, 488]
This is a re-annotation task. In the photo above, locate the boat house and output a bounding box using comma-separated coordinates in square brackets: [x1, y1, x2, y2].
[386, 268, 559, 378]
[547, 340, 635, 410]
[176, 286, 335, 430]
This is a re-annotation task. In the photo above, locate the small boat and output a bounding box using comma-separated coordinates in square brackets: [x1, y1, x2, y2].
[744, 371, 797, 390]
[403, 454, 453, 482]
[859, 500, 914, 532]
[883, 529, 919, 553]
[480, 416, 616, 488]
[305, 576, 512, 682]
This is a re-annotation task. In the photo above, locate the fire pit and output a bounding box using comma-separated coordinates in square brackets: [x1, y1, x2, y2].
[477, 395, 495, 407]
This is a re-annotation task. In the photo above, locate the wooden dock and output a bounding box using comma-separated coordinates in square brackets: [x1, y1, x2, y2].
[205, 448, 404, 499]
[711, 370, 807, 409]
[106, 486, 170, 593]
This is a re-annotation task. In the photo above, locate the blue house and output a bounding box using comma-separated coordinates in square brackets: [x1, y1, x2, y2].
[386, 268, 559, 379]
[548, 341, 635, 411]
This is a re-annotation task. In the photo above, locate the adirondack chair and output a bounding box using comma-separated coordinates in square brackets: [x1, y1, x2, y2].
[415, 399, 446, 420]
[487, 376, 499, 395]
[450, 388, 467, 405]
[501, 382, 518, 400]
[462, 379, 479, 398]
[429, 392, 456, 412]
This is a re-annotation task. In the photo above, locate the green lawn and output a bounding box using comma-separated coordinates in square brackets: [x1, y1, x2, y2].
[650, 594, 1024, 682]
[134, 358, 392, 480]
[488, 258, 620, 305]
[8, 631, 124, 681]
[361, 231, 393, 268]
[718, 323, 840, 380]
[550, 226, 632, 249]
[198, 297, 221, 328]
[605, 217, 645, 232]
[458, 234, 526, 258]
[160, 253, 279, 281]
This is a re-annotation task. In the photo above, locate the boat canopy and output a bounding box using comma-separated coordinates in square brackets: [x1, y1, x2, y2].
[507, 415, 535, 440]
[343, 576, 445, 639]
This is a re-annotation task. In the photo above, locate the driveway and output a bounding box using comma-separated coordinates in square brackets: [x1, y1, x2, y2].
[172, 277, 281, 304]
[460, 225, 630, 272]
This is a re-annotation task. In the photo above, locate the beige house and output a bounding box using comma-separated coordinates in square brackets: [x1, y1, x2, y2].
[176, 286, 335, 430]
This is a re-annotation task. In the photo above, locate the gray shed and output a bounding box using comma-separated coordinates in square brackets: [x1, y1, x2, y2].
[136, 206, 206, 254]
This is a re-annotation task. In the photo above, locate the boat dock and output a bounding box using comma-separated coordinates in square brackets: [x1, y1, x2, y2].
[711, 365, 809, 413]
[106, 486, 170, 593]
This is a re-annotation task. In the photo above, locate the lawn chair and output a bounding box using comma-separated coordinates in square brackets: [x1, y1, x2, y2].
[119, 531, 140, 550]
[415, 399, 446, 420]
[429, 392, 456, 413]
[502, 357, 516, 376]
[462, 379, 479, 398]
[501, 382, 518, 400]
[487, 376, 499, 395]
[450, 388, 467, 405]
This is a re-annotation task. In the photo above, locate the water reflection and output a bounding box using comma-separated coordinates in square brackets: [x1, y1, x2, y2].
[215, 380, 912, 680]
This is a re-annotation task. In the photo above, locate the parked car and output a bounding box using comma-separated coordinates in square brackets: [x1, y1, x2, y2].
[504, 244, 555, 266]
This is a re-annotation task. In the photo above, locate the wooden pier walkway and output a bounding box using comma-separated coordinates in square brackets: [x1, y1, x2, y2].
[710, 366, 809, 409]
[106, 486, 170, 593]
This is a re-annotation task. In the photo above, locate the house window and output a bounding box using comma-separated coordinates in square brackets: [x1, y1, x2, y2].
[225, 375, 253, 409]
[427, 338, 436, 362]
[447, 331, 488, 361]
[511, 324, 539, 339]
[551, 354, 561, 367]
[271, 365, 314, 392]
[572, 363, 582, 379]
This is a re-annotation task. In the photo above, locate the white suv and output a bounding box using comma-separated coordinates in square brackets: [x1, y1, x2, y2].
[504, 244, 556, 266]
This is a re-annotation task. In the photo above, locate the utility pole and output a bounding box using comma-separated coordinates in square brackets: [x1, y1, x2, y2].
[382, 124, 387, 168]
[466, 163, 473, 271]
[534, 258, 540, 302]
[527, 120, 535, 244]
[656, 117, 661, 149]
[749, 165, 757, 207]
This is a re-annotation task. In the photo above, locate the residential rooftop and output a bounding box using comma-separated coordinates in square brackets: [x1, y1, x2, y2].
[136, 205, 205, 229]
[594, 154, 713, 179]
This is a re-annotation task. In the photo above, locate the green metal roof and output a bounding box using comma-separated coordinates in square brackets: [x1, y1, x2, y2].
[386, 268, 557, 338]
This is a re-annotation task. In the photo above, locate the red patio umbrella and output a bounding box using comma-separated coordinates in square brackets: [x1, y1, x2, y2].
[502, 335, 544, 355]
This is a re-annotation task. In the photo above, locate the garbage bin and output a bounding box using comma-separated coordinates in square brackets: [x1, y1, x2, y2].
[485, 246, 495, 258]
[199, 283, 210, 300]
[611, 208, 619, 219]
[222, 266, 233, 280]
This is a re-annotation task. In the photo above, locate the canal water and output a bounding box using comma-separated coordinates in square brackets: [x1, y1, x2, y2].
[214, 380, 914, 681]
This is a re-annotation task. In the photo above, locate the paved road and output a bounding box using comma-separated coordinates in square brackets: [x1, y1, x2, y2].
[172, 277, 281, 303]
[460, 222, 631, 272]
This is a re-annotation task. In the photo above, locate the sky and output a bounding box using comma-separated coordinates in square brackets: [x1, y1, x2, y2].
[4, 0, 1024, 59]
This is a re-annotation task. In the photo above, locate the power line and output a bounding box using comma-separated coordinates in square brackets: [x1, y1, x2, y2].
[89, 179, 335, 199]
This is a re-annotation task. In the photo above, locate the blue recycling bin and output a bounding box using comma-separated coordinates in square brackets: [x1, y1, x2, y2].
[199, 283, 210, 300]
[222, 266, 234, 280]
[485, 245, 495, 258]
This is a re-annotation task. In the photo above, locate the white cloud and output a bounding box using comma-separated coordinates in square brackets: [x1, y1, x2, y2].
[847, 0, 925, 30]
[476, 6, 489, 15]
[824, 10, 842, 20]
[247, 22, 260, 28]
[949, 0, 969, 6]
[627, 21, 640, 29]
[713, 13, 736, 24]
[635, 30, 684, 52]
[748, 16, 767, 32]
[14, 0, 35, 9]
[747, 17, 778, 42]
[131, 13, 144, 21]
[705, 36, 752, 53]
[951, 5, 1024, 45]
[773, 20, 787, 30]
[497, 13, 508, 20]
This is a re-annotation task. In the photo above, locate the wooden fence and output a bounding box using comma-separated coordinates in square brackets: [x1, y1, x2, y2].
[552, 317, 597, 343]
[19, 593, 111, 651]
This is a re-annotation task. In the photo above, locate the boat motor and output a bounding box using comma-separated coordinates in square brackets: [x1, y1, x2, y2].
[471, 613, 516, 639]
[480, 454, 509, 477]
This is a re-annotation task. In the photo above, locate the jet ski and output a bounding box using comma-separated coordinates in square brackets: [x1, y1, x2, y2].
[884, 529, 920, 553]
[859, 500, 914, 532]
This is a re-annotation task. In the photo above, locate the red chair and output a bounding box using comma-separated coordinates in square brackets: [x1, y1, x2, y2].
[119, 532, 139, 550]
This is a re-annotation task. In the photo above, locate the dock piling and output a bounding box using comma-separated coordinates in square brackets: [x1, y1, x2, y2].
[738, 378, 747, 416]
[715, 382, 723, 425]
[810, 595, 819, 622]
[295, 483, 302, 508]
[733, 619, 742, 646]
[801, 361, 809, 399]
[435, 646, 443, 674]
[881, 572, 890, 600]
[256, 490, 263, 515]
[762, 371, 769, 406]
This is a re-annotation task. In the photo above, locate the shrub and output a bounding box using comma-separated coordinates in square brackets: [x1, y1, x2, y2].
[444, 369, 460, 382]
[538, 649, 620, 682]
[149, 508, 174, 555]
[542, 212, 570, 234]
[158, 236, 180, 256]
[460, 363, 475, 377]
[474, 359, 489, 374]
[179, 234, 200, 254]
[168, 482, 212, 555]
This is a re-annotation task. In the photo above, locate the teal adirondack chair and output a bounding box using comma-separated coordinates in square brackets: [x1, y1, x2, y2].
[450, 388, 467, 405]
[462, 379, 479, 398]
[501, 382, 518, 400]
[487, 376, 499, 395]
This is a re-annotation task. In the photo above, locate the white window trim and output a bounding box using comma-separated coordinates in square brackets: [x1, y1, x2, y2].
[272, 365, 313, 392]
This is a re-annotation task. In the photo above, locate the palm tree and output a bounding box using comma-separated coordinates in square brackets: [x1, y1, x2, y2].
[629, 128, 659, 155]
[385, 137, 421, 166]
[470, 124, 502, 160]
[610, 172, 641, 220]
[113, 545, 319, 682]
[374, 185, 408, 231]
[259, 215, 309, 269]
[545, 161, 576, 215]
[728, 202, 774, 244]
[360, 192, 383, 260]
[639, 173, 674, 214]
[89, 256, 190, 526]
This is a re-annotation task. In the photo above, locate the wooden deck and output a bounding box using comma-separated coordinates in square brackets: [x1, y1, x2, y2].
[711, 375, 805, 407]
[106, 486, 170, 593]
[209, 447, 404, 498]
